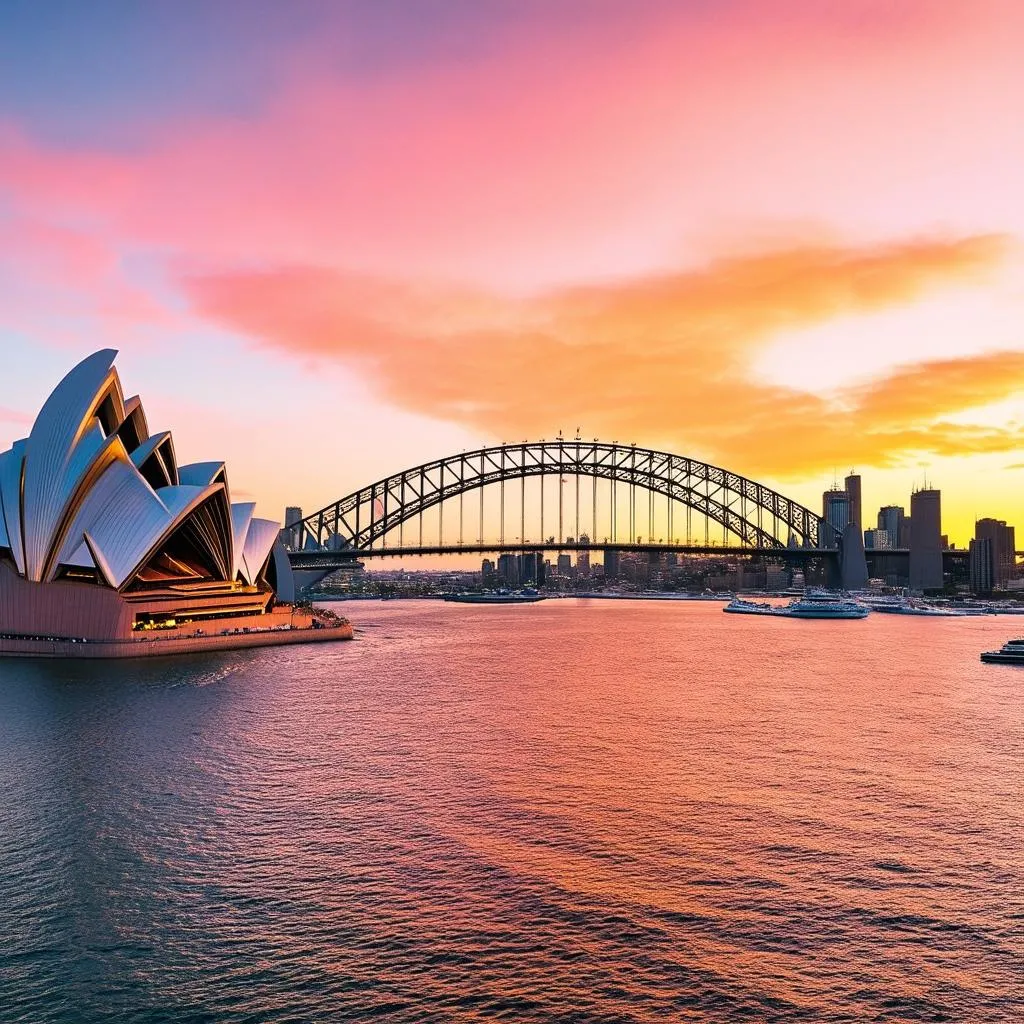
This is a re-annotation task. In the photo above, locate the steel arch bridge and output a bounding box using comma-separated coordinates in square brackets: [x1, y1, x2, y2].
[285, 440, 836, 557]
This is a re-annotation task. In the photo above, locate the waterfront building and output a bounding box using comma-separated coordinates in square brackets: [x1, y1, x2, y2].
[974, 518, 1016, 589]
[844, 473, 862, 532]
[969, 537, 994, 594]
[863, 528, 891, 550]
[576, 534, 591, 577]
[909, 488, 943, 591]
[877, 505, 904, 548]
[496, 552, 520, 585]
[822, 489, 849, 538]
[0, 350, 349, 657]
[604, 548, 620, 579]
[481, 558, 496, 585]
[520, 551, 544, 585]
[281, 506, 303, 549]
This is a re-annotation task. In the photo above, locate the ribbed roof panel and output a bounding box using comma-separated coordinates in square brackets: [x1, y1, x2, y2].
[21, 349, 123, 581]
[52, 457, 171, 588]
[231, 502, 256, 582]
[0, 441, 26, 574]
[242, 518, 279, 585]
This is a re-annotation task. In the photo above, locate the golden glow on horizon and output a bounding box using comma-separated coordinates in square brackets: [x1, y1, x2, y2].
[0, 1, 1022, 544]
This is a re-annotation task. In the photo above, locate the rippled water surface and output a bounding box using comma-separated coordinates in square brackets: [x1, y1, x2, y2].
[1, 599, 1022, 1022]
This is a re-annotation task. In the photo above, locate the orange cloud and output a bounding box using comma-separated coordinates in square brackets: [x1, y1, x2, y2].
[185, 233, 1019, 475]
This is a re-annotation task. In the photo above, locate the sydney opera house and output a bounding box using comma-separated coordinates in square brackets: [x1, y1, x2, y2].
[0, 350, 350, 657]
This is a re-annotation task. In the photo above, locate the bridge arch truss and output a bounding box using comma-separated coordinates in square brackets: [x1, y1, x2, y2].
[289, 441, 834, 555]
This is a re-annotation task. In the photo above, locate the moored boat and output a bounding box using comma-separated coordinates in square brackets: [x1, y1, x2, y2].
[723, 597, 776, 615]
[445, 589, 546, 604]
[777, 590, 869, 619]
[869, 599, 963, 617]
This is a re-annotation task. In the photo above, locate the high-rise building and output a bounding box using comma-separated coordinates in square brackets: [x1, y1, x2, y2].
[281, 506, 304, 548]
[520, 552, 544, 585]
[909, 488, 943, 591]
[877, 505, 905, 548]
[556, 552, 573, 577]
[969, 538, 994, 594]
[604, 548, 620, 579]
[496, 553, 520, 586]
[481, 558, 496, 585]
[864, 528, 890, 549]
[974, 518, 1016, 589]
[844, 473, 862, 533]
[576, 534, 591, 577]
[822, 489, 849, 539]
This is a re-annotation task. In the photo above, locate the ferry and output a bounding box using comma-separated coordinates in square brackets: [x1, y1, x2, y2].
[444, 589, 546, 604]
[723, 597, 777, 615]
[980, 638, 1024, 664]
[777, 590, 869, 619]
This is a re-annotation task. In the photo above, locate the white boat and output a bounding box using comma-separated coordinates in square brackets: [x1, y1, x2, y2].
[870, 599, 963, 617]
[777, 590, 869, 619]
[723, 597, 776, 615]
[445, 589, 546, 604]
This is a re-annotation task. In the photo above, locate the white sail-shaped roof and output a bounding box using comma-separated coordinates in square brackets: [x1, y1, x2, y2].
[178, 462, 226, 487]
[241, 518, 279, 585]
[230, 502, 256, 580]
[0, 441, 26, 574]
[52, 458, 168, 587]
[0, 350, 289, 599]
[131, 431, 175, 489]
[21, 348, 125, 581]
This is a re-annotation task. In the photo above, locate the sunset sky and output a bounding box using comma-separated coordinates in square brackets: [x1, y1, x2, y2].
[1, 0, 1022, 545]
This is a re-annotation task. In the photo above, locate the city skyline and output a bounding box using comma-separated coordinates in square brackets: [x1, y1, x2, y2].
[1, 1, 1023, 544]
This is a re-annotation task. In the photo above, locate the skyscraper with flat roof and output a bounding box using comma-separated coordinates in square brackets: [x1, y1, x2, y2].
[822, 489, 849, 540]
[844, 473, 862, 533]
[877, 505, 905, 548]
[974, 518, 1016, 589]
[909, 488, 942, 591]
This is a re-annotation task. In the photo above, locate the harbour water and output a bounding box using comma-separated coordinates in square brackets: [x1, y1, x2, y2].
[1, 599, 1021, 1022]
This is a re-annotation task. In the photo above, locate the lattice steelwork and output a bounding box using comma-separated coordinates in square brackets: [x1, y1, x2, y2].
[289, 441, 835, 555]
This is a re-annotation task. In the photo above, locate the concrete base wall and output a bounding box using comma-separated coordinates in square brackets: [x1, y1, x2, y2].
[0, 622, 353, 659]
[0, 560, 133, 639]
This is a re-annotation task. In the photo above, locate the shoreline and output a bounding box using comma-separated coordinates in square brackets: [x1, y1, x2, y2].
[0, 622, 354, 660]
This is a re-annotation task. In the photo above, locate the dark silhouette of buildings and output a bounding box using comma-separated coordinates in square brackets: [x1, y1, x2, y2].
[973, 518, 1015, 590]
[909, 488, 943, 591]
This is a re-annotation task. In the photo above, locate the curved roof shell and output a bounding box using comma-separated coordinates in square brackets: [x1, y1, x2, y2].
[21, 349, 124, 582]
[0, 350, 290, 599]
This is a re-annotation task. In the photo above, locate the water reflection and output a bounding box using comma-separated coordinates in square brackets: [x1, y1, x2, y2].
[0, 601, 1021, 1021]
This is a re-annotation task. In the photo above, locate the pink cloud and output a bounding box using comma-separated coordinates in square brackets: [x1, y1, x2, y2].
[0, 0, 1021, 295]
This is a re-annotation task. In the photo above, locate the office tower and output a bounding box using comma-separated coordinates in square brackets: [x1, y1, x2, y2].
[497, 553, 519, 585]
[969, 538, 994, 594]
[844, 473, 862, 532]
[520, 551, 543, 585]
[481, 558, 496, 585]
[974, 518, 1016, 589]
[281, 505, 304, 548]
[909, 488, 942, 591]
[899, 517, 912, 548]
[822, 489, 849, 539]
[604, 548, 620, 579]
[863, 528, 890, 550]
[877, 505, 904, 548]
[556, 552, 573, 577]
[577, 534, 591, 577]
